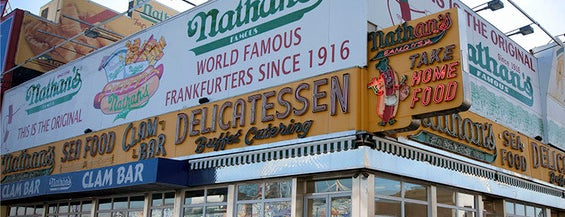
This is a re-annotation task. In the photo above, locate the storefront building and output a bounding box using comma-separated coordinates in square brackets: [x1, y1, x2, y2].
[1, 1, 564, 217]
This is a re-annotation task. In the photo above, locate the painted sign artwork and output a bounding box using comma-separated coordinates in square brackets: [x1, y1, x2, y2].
[399, 111, 565, 187]
[94, 35, 166, 120]
[366, 8, 469, 133]
[1, 1, 365, 154]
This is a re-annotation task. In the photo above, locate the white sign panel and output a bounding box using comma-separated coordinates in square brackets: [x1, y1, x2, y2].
[1, 0, 366, 154]
[458, 3, 542, 138]
[536, 44, 565, 150]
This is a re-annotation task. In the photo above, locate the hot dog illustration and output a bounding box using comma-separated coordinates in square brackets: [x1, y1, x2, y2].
[93, 64, 163, 114]
[94, 35, 167, 120]
[367, 58, 407, 126]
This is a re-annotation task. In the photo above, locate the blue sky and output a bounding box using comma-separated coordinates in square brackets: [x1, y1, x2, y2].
[4, 0, 564, 51]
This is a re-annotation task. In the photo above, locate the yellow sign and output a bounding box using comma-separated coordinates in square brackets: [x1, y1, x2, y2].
[129, 0, 178, 29]
[1, 68, 361, 177]
[399, 111, 565, 187]
[366, 8, 469, 134]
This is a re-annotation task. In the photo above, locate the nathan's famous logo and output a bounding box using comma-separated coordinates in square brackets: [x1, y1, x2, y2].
[134, 0, 171, 24]
[1, 146, 55, 183]
[186, 0, 322, 55]
[367, 11, 452, 126]
[409, 113, 497, 163]
[25, 66, 82, 114]
[95, 35, 166, 120]
[467, 42, 534, 106]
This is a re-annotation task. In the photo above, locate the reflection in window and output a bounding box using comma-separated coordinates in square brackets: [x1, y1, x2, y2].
[311, 178, 352, 193]
[46, 200, 91, 217]
[183, 187, 228, 217]
[403, 182, 427, 201]
[236, 180, 292, 217]
[374, 175, 428, 217]
[96, 195, 144, 217]
[375, 198, 401, 217]
[374, 177, 400, 197]
[8, 204, 43, 217]
[436, 186, 478, 217]
[151, 192, 175, 217]
[505, 201, 545, 217]
[306, 178, 352, 217]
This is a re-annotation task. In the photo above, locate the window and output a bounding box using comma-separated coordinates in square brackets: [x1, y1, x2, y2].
[236, 180, 292, 217]
[8, 204, 43, 217]
[436, 186, 479, 217]
[183, 187, 228, 217]
[305, 178, 352, 217]
[505, 201, 545, 217]
[374, 175, 428, 217]
[151, 192, 175, 217]
[96, 195, 145, 217]
[47, 200, 91, 217]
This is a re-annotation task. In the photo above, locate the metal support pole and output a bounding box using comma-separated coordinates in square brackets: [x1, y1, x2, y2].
[506, 0, 564, 47]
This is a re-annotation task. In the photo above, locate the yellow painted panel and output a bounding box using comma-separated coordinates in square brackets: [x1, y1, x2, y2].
[366, 8, 469, 134]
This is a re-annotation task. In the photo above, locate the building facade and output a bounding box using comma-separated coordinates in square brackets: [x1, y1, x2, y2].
[1, 1, 564, 217]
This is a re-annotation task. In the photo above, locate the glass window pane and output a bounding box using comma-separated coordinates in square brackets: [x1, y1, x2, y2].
[97, 212, 111, 217]
[265, 201, 291, 217]
[505, 202, 515, 214]
[17, 207, 25, 215]
[36, 206, 44, 215]
[151, 208, 163, 217]
[164, 192, 175, 205]
[375, 177, 401, 197]
[457, 193, 475, 209]
[130, 196, 145, 209]
[184, 207, 203, 217]
[375, 198, 401, 216]
[162, 207, 173, 217]
[516, 203, 526, 215]
[264, 180, 292, 199]
[526, 206, 535, 217]
[404, 182, 427, 201]
[405, 202, 427, 217]
[314, 178, 352, 193]
[237, 183, 261, 200]
[59, 204, 69, 213]
[99, 198, 112, 210]
[207, 188, 228, 203]
[113, 211, 126, 217]
[457, 210, 476, 217]
[69, 202, 80, 213]
[10, 207, 17, 216]
[152, 193, 164, 206]
[25, 206, 35, 215]
[128, 210, 143, 217]
[437, 206, 456, 217]
[114, 197, 128, 209]
[307, 198, 326, 217]
[236, 203, 260, 217]
[205, 205, 227, 217]
[336, 178, 352, 191]
[185, 190, 205, 205]
[535, 207, 544, 217]
[331, 196, 351, 217]
[82, 201, 92, 212]
[436, 187, 456, 205]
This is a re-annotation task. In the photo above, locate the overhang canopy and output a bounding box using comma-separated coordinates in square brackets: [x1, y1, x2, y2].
[1, 158, 188, 204]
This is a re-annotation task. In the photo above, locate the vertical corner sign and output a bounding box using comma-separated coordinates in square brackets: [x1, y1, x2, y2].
[366, 8, 469, 134]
